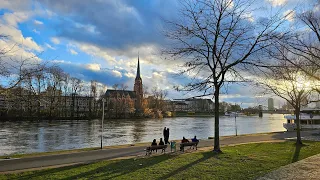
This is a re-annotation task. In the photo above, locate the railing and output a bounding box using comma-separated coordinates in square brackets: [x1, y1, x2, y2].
[283, 123, 320, 131]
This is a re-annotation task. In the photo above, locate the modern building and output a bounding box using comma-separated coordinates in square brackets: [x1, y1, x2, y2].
[105, 56, 143, 114]
[268, 98, 274, 111]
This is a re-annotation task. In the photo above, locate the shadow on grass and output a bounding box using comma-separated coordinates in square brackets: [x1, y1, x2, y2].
[11, 154, 170, 180]
[158, 151, 218, 180]
[291, 143, 307, 163]
[64, 155, 171, 180]
[11, 163, 90, 180]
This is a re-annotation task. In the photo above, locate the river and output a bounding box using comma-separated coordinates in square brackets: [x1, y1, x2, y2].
[0, 113, 286, 156]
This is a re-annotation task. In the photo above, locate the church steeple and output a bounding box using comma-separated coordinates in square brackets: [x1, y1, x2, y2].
[134, 54, 143, 114]
[136, 54, 141, 80]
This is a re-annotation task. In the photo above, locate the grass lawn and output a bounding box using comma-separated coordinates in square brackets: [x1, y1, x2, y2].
[0, 147, 100, 159]
[2, 141, 320, 180]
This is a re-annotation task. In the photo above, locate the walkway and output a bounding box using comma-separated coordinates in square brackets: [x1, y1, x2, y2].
[259, 153, 320, 180]
[0, 130, 318, 173]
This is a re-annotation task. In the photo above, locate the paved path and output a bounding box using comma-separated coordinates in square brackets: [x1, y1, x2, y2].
[0, 130, 318, 173]
[259, 154, 320, 180]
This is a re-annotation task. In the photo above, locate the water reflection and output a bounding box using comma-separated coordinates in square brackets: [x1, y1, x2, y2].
[0, 114, 286, 156]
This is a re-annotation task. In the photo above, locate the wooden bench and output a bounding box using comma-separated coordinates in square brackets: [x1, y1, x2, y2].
[145, 145, 168, 155]
[180, 142, 198, 152]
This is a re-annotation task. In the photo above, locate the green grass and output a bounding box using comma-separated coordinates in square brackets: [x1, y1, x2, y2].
[2, 141, 320, 180]
[0, 147, 100, 159]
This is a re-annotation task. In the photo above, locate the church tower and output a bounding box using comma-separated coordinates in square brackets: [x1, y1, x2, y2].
[134, 55, 143, 113]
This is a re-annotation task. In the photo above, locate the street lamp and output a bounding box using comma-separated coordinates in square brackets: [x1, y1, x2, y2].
[234, 112, 238, 136]
[101, 98, 106, 149]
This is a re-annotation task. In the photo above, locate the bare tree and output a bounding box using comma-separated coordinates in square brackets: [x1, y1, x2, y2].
[272, 7, 320, 92]
[70, 77, 83, 118]
[151, 87, 168, 111]
[163, 0, 286, 152]
[46, 66, 64, 117]
[257, 52, 318, 145]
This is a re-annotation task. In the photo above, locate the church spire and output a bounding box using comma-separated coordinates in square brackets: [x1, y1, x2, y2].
[136, 54, 141, 80]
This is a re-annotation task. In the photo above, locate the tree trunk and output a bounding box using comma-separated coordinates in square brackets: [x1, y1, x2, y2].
[214, 88, 221, 152]
[295, 109, 303, 145]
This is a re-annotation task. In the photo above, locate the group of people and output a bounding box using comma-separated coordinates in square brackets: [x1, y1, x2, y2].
[150, 126, 199, 147]
[151, 127, 170, 147]
[181, 136, 199, 143]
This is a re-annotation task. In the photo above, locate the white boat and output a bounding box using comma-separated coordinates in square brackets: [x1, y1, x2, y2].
[225, 111, 246, 117]
[283, 108, 320, 131]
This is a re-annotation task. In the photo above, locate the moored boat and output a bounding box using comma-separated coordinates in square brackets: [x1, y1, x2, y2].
[283, 108, 320, 131]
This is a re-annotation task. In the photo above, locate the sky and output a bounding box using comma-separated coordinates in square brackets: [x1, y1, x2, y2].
[0, 0, 316, 108]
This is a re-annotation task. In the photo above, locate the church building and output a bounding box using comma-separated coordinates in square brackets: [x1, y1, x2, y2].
[105, 56, 143, 115]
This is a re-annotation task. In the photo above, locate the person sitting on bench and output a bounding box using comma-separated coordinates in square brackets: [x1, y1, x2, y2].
[150, 139, 158, 153]
[151, 139, 157, 146]
[192, 136, 199, 143]
[181, 136, 189, 143]
[158, 138, 164, 145]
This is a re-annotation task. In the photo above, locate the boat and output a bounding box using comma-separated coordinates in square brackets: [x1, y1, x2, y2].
[283, 108, 320, 131]
[225, 111, 246, 117]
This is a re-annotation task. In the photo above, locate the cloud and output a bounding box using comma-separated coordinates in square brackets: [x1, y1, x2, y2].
[242, 12, 254, 22]
[125, 72, 135, 78]
[45, 43, 55, 50]
[266, 0, 287, 6]
[69, 49, 78, 55]
[34, 20, 43, 25]
[0, 12, 43, 52]
[283, 10, 295, 22]
[33, 29, 40, 34]
[112, 70, 122, 78]
[34, 0, 179, 50]
[86, 63, 101, 71]
[51, 37, 60, 44]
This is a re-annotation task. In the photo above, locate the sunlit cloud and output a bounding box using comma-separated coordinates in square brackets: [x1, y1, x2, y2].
[45, 43, 55, 50]
[33, 20, 43, 25]
[69, 49, 78, 55]
[51, 37, 60, 45]
[283, 10, 295, 22]
[266, 0, 287, 6]
[86, 63, 101, 71]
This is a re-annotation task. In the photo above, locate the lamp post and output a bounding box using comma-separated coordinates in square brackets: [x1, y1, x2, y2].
[101, 98, 106, 149]
[234, 112, 238, 136]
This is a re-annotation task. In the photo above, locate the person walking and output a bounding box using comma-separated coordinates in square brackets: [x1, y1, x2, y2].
[166, 128, 170, 144]
[163, 127, 167, 143]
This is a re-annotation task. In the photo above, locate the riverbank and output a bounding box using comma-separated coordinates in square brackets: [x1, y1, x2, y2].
[0, 131, 285, 159]
[1, 130, 319, 173]
[2, 141, 320, 179]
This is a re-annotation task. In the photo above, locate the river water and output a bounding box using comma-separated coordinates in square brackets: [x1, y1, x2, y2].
[0, 114, 286, 156]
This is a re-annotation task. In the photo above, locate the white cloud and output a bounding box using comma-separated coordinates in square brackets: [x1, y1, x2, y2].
[77, 43, 116, 63]
[266, 0, 287, 7]
[75, 23, 99, 34]
[112, 70, 122, 77]
[152, 71, 163, 78]
[125, 72, 135, 78]
[0, 11, 42, 52]
[69, 49, 78, 55]
[51, 37, 60, 45]
[242, 12, 254, 22]
[34, 20, 43, 25]
[32, 29, 40, 34]
[86, 63, 101, 71]
[0, 0, 32, 12]
[45, 43, 55, 50]
[283, 10, 295, 22]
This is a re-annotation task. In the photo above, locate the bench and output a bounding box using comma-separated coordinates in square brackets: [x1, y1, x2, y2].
[145, 145, 168, 155]
[180, 142, 198, 152]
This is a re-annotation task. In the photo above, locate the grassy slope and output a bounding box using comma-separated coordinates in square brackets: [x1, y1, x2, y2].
[2, 141, 320, 180]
